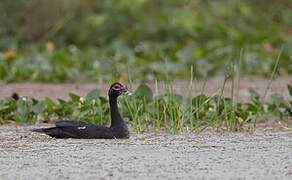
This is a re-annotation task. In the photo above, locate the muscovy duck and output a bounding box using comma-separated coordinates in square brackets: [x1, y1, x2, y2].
[31, 82, 132, 139]
[10, 93, 20, 100]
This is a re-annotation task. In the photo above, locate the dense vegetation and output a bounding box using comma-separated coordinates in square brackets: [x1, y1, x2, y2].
[1, 83, 291, 133]
[0, 0, 291, 131]
[0, 0, 292, 82]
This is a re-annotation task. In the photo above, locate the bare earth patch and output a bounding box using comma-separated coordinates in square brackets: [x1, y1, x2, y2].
[0, 125, 292, 180]
[0, 77, 291, 102]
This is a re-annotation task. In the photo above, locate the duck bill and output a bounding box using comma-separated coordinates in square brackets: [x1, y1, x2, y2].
[121, 89, 132, 96]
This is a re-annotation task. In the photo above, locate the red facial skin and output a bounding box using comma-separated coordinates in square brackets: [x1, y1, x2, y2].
[10, 93, 19, 100]
[112, 84, 125, 91]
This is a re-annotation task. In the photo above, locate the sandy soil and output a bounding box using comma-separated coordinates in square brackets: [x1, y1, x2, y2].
[0, 77, 291, 102]
[0, 125, 291, 180]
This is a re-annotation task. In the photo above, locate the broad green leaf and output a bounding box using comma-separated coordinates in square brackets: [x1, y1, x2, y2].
[249, 89, 260, 103]
[32, 101, 47, 114]
[99, 96, 108, 104]
[58, 98, 67, 104]
[134, 84, 153, 102]
[0, 104, 9, 112]
[270, 93, 285, 106]
[86, 89, 100, 103]
[17, 99, 29, 122]
[69, 93, 80, 102]
[173, 94, 183, 104]
[192, 94, 209, 106]
[45, 97, 56, 112]
[288, 85, 292, 96]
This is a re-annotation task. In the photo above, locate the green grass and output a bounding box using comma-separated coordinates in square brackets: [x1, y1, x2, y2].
[253, 46, 284, 128]
[0, 81, 291, 133]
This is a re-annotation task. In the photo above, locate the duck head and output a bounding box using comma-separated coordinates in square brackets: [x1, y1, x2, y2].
[108, 82, 132, 98]
[10, 92, 19, 100]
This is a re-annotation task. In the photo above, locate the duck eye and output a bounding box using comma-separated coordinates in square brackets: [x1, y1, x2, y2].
[112, 85, 121, 90]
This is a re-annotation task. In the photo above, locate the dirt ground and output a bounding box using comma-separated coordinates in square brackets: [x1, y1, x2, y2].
[0, 125, 291, 180]
[0, 77, 291, 102]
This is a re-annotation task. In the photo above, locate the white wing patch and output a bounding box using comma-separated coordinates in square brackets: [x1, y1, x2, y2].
[77, 126, 86, 130]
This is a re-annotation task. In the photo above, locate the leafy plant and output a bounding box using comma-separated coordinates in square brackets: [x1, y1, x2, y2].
[1, 83, 291, 133]
[0, 0, 291, 82]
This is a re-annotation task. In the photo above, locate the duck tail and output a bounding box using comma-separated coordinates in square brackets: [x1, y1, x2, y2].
[30, 128, 45, 133]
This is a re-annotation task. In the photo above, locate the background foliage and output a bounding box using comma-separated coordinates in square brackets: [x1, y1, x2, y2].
[0, 0, 292, 82]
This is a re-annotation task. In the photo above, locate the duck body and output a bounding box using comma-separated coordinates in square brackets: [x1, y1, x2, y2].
[31, 82, 131, 139]
[32, 120, 129, 139]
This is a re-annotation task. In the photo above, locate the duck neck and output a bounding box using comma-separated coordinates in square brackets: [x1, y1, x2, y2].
[109, 96, 125, 128]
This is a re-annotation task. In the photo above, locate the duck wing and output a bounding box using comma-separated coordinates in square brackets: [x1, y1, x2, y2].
[31, 120, 114, 139]
[55, 120, 92, 128]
